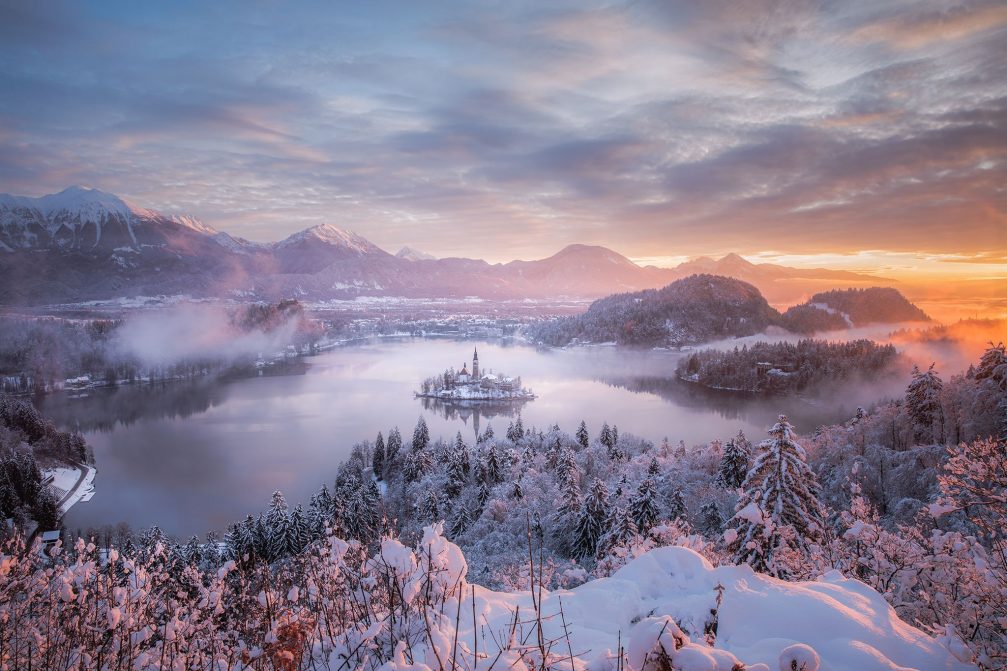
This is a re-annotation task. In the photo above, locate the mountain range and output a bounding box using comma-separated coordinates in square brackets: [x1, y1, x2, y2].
[0, 186, 891, 305]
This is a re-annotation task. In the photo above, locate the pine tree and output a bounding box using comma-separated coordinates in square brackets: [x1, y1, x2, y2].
[385, 427, 403, 477]
[455, 432, 471, 474]
[667, 486, 687, 521]
[734, 430, 752, 455]
[420, 488, 441, 522]
[373, 431, 386, 480]
[718, 438, 749, 489]
[630, 477, 661, 534]
[727, 415, 827, 578]
[576, 421, 590, 449]
[448, 501, 472, 538]
[446, 444, 467, 498]
[506, 416, 525, 443]
[699, 501, 724, 537]
[482, 444, 502, 485]
[181, 535, 201, 566]
[224, 523, 241, 561]
[510, 477, 524, 500]
[599, 423, 613, 451]
[675, 440, 687, 458]
[254, 515, 269, 559]
[289, 505, 310, 554]
[412, 416, 430, 452]
[356, 480, 381, 540]
[480, 423, 494, 443]
[648, 457, 661, 476]
[266, 491, 291, 561]
[573, 478, 610, 558]
[598, 506, 638, 557]
[906, 363, 944, 444]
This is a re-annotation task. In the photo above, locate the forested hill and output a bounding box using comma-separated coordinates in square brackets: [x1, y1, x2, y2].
[526, 274, 782, 347]
[782, 287, 930, 333]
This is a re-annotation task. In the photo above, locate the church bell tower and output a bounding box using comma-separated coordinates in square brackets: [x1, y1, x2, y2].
[472, 347, 480, 379]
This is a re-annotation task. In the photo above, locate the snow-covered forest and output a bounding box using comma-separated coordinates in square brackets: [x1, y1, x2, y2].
[677, 338, 901, 393]
[5, 341, 1005, 669]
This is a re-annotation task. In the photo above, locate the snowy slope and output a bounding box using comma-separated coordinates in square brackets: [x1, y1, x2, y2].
[378, 528, 974, 671]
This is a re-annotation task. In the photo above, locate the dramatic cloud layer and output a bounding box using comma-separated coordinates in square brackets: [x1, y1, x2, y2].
[0, 0, 1004, 266]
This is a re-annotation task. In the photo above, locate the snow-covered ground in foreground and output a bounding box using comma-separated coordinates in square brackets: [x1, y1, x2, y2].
[396, 532, 974, 671]
[44, 465, 96, 515]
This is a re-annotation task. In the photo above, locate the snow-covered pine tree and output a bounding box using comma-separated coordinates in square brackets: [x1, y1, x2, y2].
[510, 477, 524, 500]
[647, 457, 661, 476]
[448, 500, 472, 539]
[598, 506, 638, 557]
[718, 438, 749, 489]
[237, 515, 257, 561]
[479, 423, 494, 443]
[412, 416, 430, 452]
[420, 488, 441, 522]
[223, 523, 242, 561]
[667, 486, 687, 521]
[384, 427, 402, 477]
[675, 440, 687, 458]
[373, 431, 386, 480]
[455, 432, 471, 475]
[482, 444, 502, 485]
[906, 363, 944, 444]
[629, 477, 661, 534]
[356, 480, 381, 540]
[289, 504, 310, 554]
[576, 420, 590, 449]
[727, 415, 828, 578]
[265, 491, 290, 561]
[599, 423, 613, 451]
[446, 444, 468, 499]
[254, 515, 269, 559]
[506, 416, 525, 443]
[573, 477, 611, 558]
[699, 501, 724, 537]
[734, 430, 752, 455]
[181, 535, 201, 566]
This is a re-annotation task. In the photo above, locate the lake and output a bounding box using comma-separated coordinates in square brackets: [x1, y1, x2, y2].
[40, 337, 884, 538]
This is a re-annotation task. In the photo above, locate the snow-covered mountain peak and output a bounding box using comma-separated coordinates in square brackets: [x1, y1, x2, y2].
[396, 245, 436, 261]
[169, 214, 218, 236]
[277, 224, 379, 255]
[36, 185, 134, 219]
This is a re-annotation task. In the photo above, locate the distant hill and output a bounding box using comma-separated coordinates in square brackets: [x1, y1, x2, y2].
[526, 274, 782, 347]
[782, 287, 930, 333]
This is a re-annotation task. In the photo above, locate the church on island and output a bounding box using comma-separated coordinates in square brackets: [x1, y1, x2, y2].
[416, 347, 535, 401]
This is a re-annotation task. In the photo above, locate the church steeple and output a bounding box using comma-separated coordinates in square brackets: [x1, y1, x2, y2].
[472, 347, 480, 379]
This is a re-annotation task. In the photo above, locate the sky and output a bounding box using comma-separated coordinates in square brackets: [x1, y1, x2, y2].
[0, 0, 1004, 279]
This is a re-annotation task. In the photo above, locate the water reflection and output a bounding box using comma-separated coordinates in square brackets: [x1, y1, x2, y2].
[41, 361, 308, 433]
[418, 396, 529, 439]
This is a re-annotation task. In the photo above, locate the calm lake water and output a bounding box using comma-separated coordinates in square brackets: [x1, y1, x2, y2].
[40, 337, 885, 538]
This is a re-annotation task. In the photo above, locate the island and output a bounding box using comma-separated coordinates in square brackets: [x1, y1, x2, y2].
[416, 347, 536, 401]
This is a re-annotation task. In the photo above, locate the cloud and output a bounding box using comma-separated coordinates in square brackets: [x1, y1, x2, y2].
[0, 0, 1003, 263]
